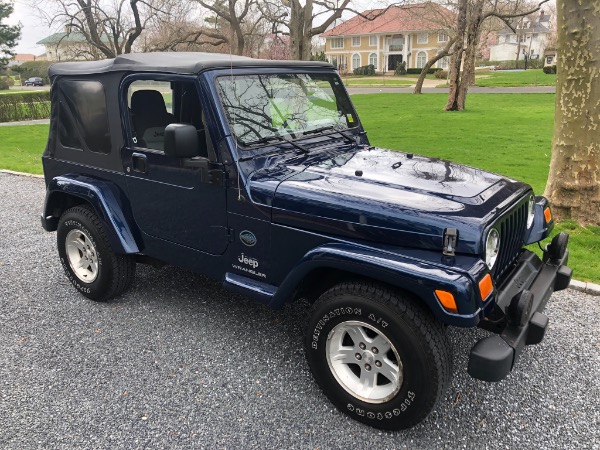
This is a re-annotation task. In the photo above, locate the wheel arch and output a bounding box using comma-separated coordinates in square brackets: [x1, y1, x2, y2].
[269, 243, 479, 326]
[42, 175, 139, 254]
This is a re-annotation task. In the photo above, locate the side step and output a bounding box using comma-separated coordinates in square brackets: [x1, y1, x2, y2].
[223, 272, 277, 303]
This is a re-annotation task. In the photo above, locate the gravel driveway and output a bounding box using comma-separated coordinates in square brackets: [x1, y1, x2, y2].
[1, 172, 598, 449]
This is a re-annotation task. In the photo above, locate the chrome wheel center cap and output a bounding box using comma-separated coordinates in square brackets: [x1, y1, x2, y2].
[362, 351, 375, 365]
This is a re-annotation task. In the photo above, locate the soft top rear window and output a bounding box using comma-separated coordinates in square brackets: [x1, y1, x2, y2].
[58, 80, 111, 154]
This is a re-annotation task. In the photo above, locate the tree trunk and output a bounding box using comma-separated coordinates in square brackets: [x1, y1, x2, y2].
[288, 0, 304, 60]
[414, 37, 456, 94]
[456, 0, 484, 110]
[544, 0, 600, 225]
[445, 0, 467, 111]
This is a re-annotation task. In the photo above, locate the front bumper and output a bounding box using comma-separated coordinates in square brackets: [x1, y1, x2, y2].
[468, 233, 572, 382]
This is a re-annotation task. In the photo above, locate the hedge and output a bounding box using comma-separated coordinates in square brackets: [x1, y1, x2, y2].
[543, 65, 557, 74]
[406, 68, 437, 75]
[353, 64, 375, 75]
[0, 91, 51, 122]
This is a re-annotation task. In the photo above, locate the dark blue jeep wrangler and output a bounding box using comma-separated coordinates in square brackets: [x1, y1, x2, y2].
[41, 52, 571, 430]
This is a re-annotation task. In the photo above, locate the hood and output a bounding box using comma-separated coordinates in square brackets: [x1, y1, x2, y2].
[248, 147, 530, 255]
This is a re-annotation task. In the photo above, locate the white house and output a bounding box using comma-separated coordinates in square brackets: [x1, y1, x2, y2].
[489, 11, 552, 61]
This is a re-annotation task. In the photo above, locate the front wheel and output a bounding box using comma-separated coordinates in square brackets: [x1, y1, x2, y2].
[57, 205, 135, 301]
[305, 282, 452, 430]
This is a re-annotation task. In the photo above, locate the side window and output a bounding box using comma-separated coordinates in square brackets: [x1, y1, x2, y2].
[127, 80, 174, 151]
[125, 79, 210, 158]
[58, 80, 111, 154]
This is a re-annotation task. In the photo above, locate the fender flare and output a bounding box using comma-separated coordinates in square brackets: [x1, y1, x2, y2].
[43, 175, 139, 254]
[269, 243, 482, 326]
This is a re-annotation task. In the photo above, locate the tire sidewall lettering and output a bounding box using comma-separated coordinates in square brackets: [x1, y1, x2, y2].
[312, 307, 362, 349]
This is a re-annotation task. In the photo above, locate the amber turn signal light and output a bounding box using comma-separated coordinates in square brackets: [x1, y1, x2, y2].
[544, 207, 552, 223]
[479, 274, 493, 301]
[435, 290, 457, 313]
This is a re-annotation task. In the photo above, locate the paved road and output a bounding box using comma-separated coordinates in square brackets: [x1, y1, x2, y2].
[1, 173, 598, 449]
[347, 86, 556, 94]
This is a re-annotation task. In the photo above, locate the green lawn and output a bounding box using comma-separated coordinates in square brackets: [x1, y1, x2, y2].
[0, 124, 48, 174]
[0, 93, 597, 282]
[475, 69, 556, 87]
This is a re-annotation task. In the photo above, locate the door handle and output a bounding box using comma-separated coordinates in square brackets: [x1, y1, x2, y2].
[132, 152, 148, 173]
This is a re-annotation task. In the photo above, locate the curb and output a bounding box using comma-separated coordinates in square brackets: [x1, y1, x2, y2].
[0, 169, 44, 178]
[0, 169, 597, 296]
[568, 279, 600, 296]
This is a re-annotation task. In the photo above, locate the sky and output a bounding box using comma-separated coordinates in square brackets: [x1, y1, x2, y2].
[6, 1, 54, 55]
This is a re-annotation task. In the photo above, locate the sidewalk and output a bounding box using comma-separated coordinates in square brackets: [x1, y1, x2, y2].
[347, 86, 556, 94]
[0, 118, 50, 126]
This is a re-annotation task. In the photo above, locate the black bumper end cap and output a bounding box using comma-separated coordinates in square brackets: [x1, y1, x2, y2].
[555, 265, 572, 291]
[468, 335, 514, 382]
[40, 214, 57, 232]
[526, 311, 549, 345]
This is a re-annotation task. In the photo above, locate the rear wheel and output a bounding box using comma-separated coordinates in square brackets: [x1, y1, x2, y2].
[305, 281, 452, 430]
[57, 205, 135, 301]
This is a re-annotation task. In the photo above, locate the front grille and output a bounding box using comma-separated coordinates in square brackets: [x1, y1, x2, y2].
[492, 200, 528, 281]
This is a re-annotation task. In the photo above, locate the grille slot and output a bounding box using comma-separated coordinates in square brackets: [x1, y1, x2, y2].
[492, 201, 528, 281]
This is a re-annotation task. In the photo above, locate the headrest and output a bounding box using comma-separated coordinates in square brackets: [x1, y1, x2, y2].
[131, 90, 168, 116]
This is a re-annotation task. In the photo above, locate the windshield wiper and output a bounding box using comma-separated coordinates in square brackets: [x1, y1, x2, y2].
[246, 135, 309, 154]
[303, 126, 356, 144]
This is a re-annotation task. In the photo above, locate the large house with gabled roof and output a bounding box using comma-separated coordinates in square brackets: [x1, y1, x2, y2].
[321, 3, 453, 74]
[36, 27, 112, 61]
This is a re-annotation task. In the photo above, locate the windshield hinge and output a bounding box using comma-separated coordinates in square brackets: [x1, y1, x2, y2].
[443, 228, 458, 256]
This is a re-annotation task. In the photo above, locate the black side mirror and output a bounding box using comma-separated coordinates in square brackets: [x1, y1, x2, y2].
[164, 123, 200, 158]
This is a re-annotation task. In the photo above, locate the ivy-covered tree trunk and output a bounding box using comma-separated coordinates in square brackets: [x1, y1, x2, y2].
[544, 0, 600, 225]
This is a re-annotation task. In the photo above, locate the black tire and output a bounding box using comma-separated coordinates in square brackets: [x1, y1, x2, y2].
[305, 281, 452, 430]
[57, 205, 135, 301]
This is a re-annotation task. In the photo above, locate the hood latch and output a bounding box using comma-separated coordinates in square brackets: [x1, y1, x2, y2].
[443, 228, 458, 256]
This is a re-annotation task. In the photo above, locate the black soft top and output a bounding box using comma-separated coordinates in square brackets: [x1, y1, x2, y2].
[48, 52, 333, 77]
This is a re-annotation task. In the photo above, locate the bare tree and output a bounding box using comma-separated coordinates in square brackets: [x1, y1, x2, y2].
[261, 0, 353, 60]
[414, 36, 456, 94]
[445, 0, 550, 111]
[195, 0, 263, 56]
[544, 0, 600, 225]
[34, 0, 175, 59]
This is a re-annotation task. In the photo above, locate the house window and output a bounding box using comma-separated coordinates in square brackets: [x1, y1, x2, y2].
[437, 56, 449, 69]
[504, 35, 510, 43]
[352, 36, 361, 47]
[438, 32, 449, 43]
[369, 35, 377, 47]
[519, 35, 527, 43]
[416, 51, 427, 68]
[546, 56, 554, 65]
[352, 53, 361, 70]
[417, 33, 428, 44]
[388, 34, 404, 52]
[330, 37, 344, 49]
[533, 33, 538, 39]
[369, 53, 377, 68]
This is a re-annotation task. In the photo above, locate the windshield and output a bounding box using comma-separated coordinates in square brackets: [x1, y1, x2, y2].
[216, 73, 358, 147]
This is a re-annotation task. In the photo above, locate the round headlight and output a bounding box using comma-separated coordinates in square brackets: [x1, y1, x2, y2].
[526, 194, 535, 229]
[485, 229, 500, 269]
